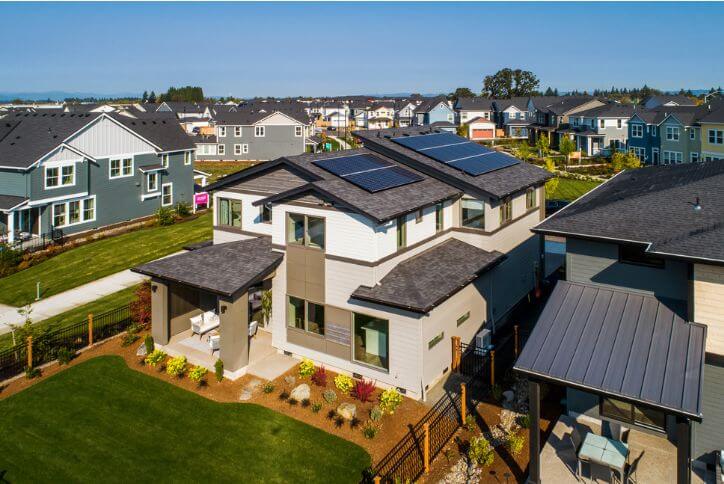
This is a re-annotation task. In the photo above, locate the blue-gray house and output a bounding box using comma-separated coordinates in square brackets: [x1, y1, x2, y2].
[413, 97, 455, 128]
[0, 112, 196, 243]
[627, 110, 663, 164]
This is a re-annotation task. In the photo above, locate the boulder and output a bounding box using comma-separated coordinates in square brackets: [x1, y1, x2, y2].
[284, 375, 296, 386]
[337, 402, 357, 420]
[290, 383, 310, 401]
[136, 343, 148, 357]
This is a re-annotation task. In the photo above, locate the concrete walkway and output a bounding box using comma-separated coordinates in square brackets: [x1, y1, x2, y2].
[328, 134, 351, 150]
[0, 269, 145, 334]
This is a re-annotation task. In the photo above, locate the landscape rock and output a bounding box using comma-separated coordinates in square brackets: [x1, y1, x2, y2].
[337, 402, 357, 420]
[136, 343, 148, 357]
[290, 383, 310, 401]
[284, 375, 296, 386]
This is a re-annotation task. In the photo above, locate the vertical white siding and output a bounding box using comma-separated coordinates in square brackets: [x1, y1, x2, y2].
[67, 116, 156, 158]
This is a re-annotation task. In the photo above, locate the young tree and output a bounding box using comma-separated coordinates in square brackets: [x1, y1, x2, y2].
[130, 281, 152, 327]
[559, 136, 576, 164]
[611, 151, 641, 173]
[543, 158, 559, 198]
[536, 133, 550, 157]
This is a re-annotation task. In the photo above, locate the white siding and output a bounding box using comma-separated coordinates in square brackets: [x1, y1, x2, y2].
[66, 116, 156, 158]
[41, 145, 84, 164]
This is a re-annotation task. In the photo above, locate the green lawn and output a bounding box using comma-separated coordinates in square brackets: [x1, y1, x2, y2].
[546, 177, 602, 202]
[0, 356, 370, 483]
[0, 285, 138, 350]
[0, 212, 212, 307]
[195, 160, 255, 183]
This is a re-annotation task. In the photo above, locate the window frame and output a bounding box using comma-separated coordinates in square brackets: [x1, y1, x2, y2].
[461, 198, 485, 230]
[396, 215, 407, 249]
[218, 126, 227, 137]
[255, 125, 266, 137]
[217, 197, 242, 228]
[526, 188, 538, 210]
[294, 125, 303, 137]
[147, 172, 159, 192]
[690, 152, 700, 163]
[217, 144, 226, 156]
[259, 204, 272, 224]
[161, 182, 173, 207]
[183, 151, 191, 165]
[234, 144, 242, 156]
[51, 196, 96, 228]
[44, 163, 77, 189]
[286, 213, 325, 249]
[435, 203, 444, 233]
[286, 295, 325, 336]
[690, 128, 696, 140]
[161, 154, 170, 169]
[353, 312, 390, 371]
[666, 126, 680, 141]
[599, 396, 666, 433]
[631, 124, 643, 138]
[428, 331, 445, 350]
[234, 126, 242, 137]
[109, 157, 134, 179]
[708, 129, 723, 145]
[242, 143, 249, 154]
[499, 197, 513, 225]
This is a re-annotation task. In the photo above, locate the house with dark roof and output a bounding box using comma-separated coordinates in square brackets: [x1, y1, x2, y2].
[643, 94, 698, 110]
[658, 106, 709, 164]
[132, 126, 551, 399]
[563, 103, 636, 155]
[490, 97, 534, 138]
[454, 97, 495, 125]
[626, 108, 666, 164]
[527, 95, 605, 146]
[0, 112, 195, 243]
[394, 100, 418, 127]
[517, 161, 724, 482]
[698, 102, 724, 161]
[413, 97, 455, 127]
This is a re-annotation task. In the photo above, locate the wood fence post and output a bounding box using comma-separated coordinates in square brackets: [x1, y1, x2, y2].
[514, 324, 519, 358]
[88, 313, 94, 346]
[27, 335, 33, 368]
[423, 422, 430, 474]
[490, 350, 496, 387]
[373, 477, 381, 484]
[460, 382, 467, 426]
[451, 336, 461, 372]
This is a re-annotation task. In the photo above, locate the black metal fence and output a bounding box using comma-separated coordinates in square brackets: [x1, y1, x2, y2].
[0, 304, 133, 382]
[6, 229, 66, 253]
[459, 341, 490, 379]
[373, 392, 462, 483]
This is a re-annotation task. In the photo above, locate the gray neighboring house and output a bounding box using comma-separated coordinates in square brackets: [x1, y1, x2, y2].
[644, 95, 698, 110]
[518, 161, 724, 483]
[195, 109, 311, 162]
[562, 103, 635, 155]
[0, 112, 195, 243]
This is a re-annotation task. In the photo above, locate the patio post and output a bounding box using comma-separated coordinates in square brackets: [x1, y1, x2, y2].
[676, 417, 691, 484]
[460, 383, 467, 425]
[451, 336, 461, 372]
[527, 380, 541, 484]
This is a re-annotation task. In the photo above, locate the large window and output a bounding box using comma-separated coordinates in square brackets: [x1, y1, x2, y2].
[709, 129, 724, 145]
[666, 126, 680, 141]
[286, 213, 325, 249]
[287, 296, 324, 335]
[45, 164, 75, 188]
[600, 397, 666, 432]
[631, 124, 644, 138]
[499, 198, 512, 224]
[396, 215, 407, 249]
[161, 183, 173, 206]
[52, 197, 95, 228]
[353, 313, 389, 370]
[255, 126, 266, 137]
[663, 151, 683, 165]
[218, 198, 241, 227]
[526, 188, 538, 210]
[461, 198, 485, 229]
[110, 158, 133, 179]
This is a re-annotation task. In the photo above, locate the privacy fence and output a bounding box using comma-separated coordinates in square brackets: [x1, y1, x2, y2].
[0, 304, 133, 381]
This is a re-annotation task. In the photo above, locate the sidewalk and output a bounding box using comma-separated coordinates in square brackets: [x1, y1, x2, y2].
[0, 269, 145, 334]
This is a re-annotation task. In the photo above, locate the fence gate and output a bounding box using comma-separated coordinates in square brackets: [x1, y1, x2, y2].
[458, 341, 487, 379]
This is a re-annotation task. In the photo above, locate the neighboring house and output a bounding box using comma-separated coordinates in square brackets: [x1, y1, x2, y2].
[527, 96, 605, 146]
[413, 97, 455, 126]
[517, 161, 724, 482]
[0, 112, 195, 243]
[463, 117, 497, 141]
[156, 101, 208, 120]
[366, 102, 395, 130]
[196, 109, 309, 162]
[643, 94, 697, 110]
[493, 97, 532, 138]
[659, 109, 705, 164]
[454, 97, 495, 126]
[565, 103, 635, 156]
[626, 110, 664, 164]
[394, 100, 417, 127]
[133, 126, 551, 400]
[697, 103, 724, 161]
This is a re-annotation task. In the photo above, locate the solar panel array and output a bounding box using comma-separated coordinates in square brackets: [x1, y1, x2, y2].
[391, 133, 519, 176]
[313, 153, 423, 193]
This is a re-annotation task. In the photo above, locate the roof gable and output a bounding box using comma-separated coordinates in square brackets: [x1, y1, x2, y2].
[65, 115, 158, 158]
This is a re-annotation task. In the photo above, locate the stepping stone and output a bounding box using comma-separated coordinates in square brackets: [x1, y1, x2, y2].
[247, 379, 262, 391]
[239, 390, 253, 401]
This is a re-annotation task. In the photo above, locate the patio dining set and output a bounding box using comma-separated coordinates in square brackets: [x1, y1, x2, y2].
[190, 311, 259, 355]
[569, 425, 639, 483]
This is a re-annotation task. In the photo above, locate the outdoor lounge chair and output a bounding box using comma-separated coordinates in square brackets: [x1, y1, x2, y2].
[568, 426, 587, 479]
[249, 320, 258, 338]
[208, 333, 220, 354]
[191, 312, 220, 338]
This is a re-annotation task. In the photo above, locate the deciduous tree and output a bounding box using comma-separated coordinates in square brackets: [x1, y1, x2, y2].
[482, 68, 540, 98]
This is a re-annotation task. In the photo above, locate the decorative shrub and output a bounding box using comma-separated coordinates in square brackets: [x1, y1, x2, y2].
[518, 414, 531, 429]
[311, 402, 322, 413]
[279, 390, 290, 401]
[370, 406, 383, 422]
[468, 435, 495, 467]
[56, 347, 75, 365]
[130, 282, 152, 327]
[214, 359, 224, 382]
[144, 335, 155, 355]
[322, 389, 337, 404]
[157, 207, 176, 226]
[353, 379, 376, 403]
[175, 201, 191, 218]
[121, 333, 140, 347]
[301, 399, 310, 408]
[465, 414, 476, 432]
[362, 421, 379, 439]
[379, 388, 403, 414]
[506, 432, 525, 456]
[166, 358, 187, 378]
[25, 366, 40, 379]
[298, 358, 315, 378]
[491, 383, 503, 402]
[188, 366, 208, 384]
[262, 382, 275, 393]
[288, 398, 298, 406]
[0, 243, 24, 277]
[334, 374, 354, 394]
[311, 366, 327, 387]
[144, 349, 166, 367]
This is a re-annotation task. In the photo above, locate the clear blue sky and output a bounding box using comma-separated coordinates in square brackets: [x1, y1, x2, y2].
[1, 2, 722, 98]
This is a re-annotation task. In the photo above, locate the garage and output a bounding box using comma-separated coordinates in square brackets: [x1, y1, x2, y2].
[471, 128, 494, 139]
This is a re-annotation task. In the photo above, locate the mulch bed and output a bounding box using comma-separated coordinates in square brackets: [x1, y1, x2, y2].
[0, 331, 430, 464]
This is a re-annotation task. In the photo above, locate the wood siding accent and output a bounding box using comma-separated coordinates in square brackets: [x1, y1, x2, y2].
[169, 283, 201, 337]
[693, 264, 724, 354]
[694, 360, 724, 460]
[286, 243, 325, 303]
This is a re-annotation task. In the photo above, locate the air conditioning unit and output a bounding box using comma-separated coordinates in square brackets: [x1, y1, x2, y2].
[475, 329, 492, 354]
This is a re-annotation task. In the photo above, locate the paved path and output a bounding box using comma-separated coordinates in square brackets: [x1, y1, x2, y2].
[0, 269, 145, 334]
[328, 134, 351, 150]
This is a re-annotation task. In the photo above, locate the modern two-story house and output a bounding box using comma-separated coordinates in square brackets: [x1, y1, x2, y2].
[517, 161, 724, 483]
[698, 105, 724, 161]
[0, 112, 195, 243]
[563, 103, 635, 156]
[413, 97, 455, 127]
[133, 126, 551, 400]
[527, 95, 605, 147]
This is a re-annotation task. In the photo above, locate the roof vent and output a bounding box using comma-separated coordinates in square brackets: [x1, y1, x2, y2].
[694, 197, 702, 211]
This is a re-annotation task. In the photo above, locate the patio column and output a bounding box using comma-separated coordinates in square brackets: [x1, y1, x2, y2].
[528, 380, 541, 484]
[676, 417, 691, 484]
[219, 291, 249, 373]
[7, 210, 14, 243]
[151, 279, 170, 344]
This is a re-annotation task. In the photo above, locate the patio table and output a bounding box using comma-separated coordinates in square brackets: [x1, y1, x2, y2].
[578, 432, 628, 482]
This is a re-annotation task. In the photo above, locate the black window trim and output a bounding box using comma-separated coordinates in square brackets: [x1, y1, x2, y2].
[599, 396, 667, 433]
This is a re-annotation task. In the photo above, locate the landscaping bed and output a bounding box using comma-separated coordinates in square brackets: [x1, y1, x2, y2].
[195, 160, 257, 183]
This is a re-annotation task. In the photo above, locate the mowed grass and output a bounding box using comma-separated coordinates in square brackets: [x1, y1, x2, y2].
[195, 160, 256, 183]
[0, 356, 371, 483]
[546, 177, 602, 201]
[0, 286, 138, 350]
[0, 212, 212, 307]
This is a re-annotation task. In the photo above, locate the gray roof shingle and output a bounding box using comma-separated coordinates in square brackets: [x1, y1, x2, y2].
[351, 238, 504, 313]
[132, 237, 283, 297]
[0, 194, 27, 211]
[514, 280, 706, 419]
[534, 161, 724, 262]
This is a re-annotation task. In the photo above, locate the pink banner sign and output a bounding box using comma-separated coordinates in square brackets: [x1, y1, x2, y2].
[194, 192, 209, 207]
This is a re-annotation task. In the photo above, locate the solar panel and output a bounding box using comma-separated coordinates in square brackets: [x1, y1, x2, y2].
[313, 153, 423, 193]
[391, 132, 520, 176]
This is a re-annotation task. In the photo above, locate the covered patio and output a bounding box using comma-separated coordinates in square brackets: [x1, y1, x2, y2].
[132, 237, 283, 379]
[515, 281, 707, 484]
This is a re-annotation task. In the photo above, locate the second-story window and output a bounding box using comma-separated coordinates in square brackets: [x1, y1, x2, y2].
[218, 198, 241, 228]
[599, 119, 605, 128]
[255, 126, 266, 137]
[631, 124, 643, 138]
[109, 158, 132, 179]
[147, 172, 158, 192]
[295, 126, 303, 137]
[461, 198, 485, 229]
[260, 204, 272, 224]
[218, 126, 227, 137]
[396, 215, 407, 250]
[666, 126, 680, 141]
[651, 125, 658, 137]
[435, 203, 444, 232]
[526, 188, 538, 210]
[161, 154, 169, 168]
[617, 119, 622, 129]
[709, 129, 724, 145]
[690, 128, 696, 140]
[499, 198, 512, 224]
[184, 151, 191, 165]
[286, 213, 325, 249]
[234, 126, 242, 137]
[45, 164, 75, 188]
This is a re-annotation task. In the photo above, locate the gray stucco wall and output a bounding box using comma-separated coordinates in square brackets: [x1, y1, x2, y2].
[565, 237, 689, 301]
[197, 124, 305, 162]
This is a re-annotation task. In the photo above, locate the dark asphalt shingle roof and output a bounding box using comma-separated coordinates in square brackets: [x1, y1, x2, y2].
[213, 108, 309, 125]
[573, 103, 636, 118]
[534, 161, 724, 262]
[645, 95, 697, 107]
[414, 97, 451, 114]
[352, 238, 505, 313]
[696, 103, 724, 124]
[132, 237, 283, 297]
[0, 194, 27, 211]
[109, 113, 196, 151]
[514, 281, 706, 419]
[455, 97, 495, 111]
[354, 126, 551, 200]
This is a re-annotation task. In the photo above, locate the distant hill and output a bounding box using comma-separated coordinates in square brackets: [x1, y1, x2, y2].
[0, 91, 139, 102]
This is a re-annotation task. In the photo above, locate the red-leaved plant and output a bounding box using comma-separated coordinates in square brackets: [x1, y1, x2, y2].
[353, 379, 376, 403]
[130, 281, 152, 327]
[311, 366, 327, 387]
